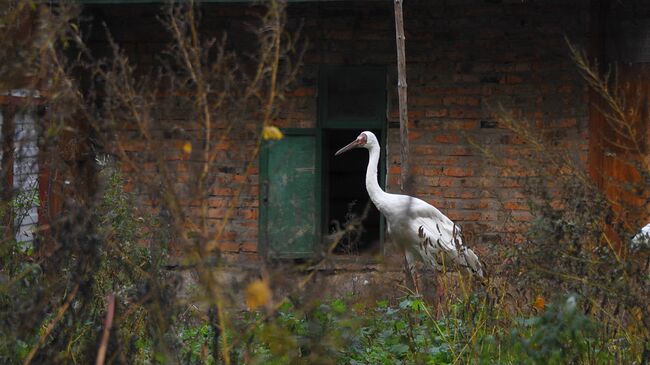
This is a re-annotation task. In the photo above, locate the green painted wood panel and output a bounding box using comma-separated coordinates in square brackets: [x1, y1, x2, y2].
[264, 135, 317, 258]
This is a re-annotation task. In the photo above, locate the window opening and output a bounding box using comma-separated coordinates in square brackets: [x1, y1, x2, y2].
[325, 69, 384, 122]
[0, 106, 40, 249]
[320, 65, 386, 257]
[13, 111, 39, 247]
[259, 66, 385, 259]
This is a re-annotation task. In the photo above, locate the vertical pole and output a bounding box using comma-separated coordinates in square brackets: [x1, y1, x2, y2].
[395, 0, 418, 292]
[394, 0, 410, 193]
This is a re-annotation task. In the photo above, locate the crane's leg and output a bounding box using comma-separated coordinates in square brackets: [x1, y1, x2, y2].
[405, 250, 420, 295]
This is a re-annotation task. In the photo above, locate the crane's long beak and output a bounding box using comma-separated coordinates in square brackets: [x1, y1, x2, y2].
[335, 139, 360, 156]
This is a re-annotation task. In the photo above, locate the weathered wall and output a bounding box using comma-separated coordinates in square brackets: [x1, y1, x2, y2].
[84, 0, 591, 296]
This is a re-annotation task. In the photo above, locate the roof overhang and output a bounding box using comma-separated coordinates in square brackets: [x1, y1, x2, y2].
[76, 0, 388, 3]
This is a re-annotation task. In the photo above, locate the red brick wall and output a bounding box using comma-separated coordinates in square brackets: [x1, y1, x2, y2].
[288, 1, 590, 251]
[86, 0, 591, 260]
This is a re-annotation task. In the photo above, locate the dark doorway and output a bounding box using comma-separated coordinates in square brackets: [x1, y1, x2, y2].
[324, 129, 382, 256]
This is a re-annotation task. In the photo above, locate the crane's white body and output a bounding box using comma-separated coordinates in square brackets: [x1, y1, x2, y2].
[631, 223, 650, 251]
[339, 131, 484, 278]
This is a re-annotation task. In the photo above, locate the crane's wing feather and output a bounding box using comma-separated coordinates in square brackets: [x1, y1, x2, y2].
[406, 197, 485, 277]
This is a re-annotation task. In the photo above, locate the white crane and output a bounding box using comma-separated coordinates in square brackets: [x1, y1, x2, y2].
[335, 131, 485, 292]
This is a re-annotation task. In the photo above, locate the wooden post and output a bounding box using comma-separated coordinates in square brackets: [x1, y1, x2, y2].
[394, 0, 410, 193]
[395, 0, 418, 293]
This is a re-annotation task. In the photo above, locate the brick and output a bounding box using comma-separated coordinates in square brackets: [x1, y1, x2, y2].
[232, 174, 247, 183]
[481, 211, 499, 221]
[218, 242, 241, 252]
[511, 211, 534, 222]
[411, 96, 443, 106]
[514, 63, 531, 72]
[241, 242, 258, 252]
[437, 177, 457, 187]
[239, 209, 258, 220]
[442, 189, 482, 199]
[503, 201, 529, 211]
[453, 74, 480, 83]
[498, 178, 524, 188]
[208, 208, 227, 219]
[287, 86, 316, 97]
[211, 187, 234, 196]
[447, 146, 475, 156]
[387, 175, 400, 187]
[423, 86, 481, 95]
[443, 96, 480, 106]
[448, 107, 482, 119]
[425, 108, 448, 118]
[557, 118, 577, 128]
[118, 140, 147, 152]
[389, 109, 424, 119]
[435, 134, 459, 144]
[208, 199, 229, 209]
[408, 131, 424, 141]
[447, 121, 477, 130]
[447, 210, 482, 221]
[499, 168, 533, 178]
[443, 167, 474, 177]
[503, 75, 523, 84]
[325, 29, 354, 39]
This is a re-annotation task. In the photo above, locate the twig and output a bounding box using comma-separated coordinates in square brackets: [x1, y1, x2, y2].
[95, 294, 116, 365]
[23, 283, 80, 365]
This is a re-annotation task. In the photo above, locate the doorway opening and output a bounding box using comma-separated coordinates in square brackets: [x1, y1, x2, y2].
[324, 129, 382, 256]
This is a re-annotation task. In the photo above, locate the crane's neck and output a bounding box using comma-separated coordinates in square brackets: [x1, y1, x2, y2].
[365, 144, 389, 208]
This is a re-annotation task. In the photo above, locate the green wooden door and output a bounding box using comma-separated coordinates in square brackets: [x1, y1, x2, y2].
[260, 132, 319, 258]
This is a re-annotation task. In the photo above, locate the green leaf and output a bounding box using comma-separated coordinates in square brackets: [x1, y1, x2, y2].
[398, 298, 412, 310]
[410, 298, 426, 312]
[331, 299, 347, 314]
[389, 343, 409, 356]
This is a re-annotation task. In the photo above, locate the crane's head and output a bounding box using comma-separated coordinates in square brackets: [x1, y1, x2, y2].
[334, 131, 378, 156]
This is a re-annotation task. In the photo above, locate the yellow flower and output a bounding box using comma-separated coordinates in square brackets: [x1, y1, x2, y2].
[245, 280, 271, 309]
[262, 126, 283, 141]
[182, 141, 192, 155]
[532, 296, 546, 311]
